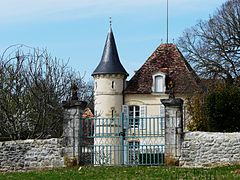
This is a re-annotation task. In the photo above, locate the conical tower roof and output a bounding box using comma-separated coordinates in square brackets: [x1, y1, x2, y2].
[92, 27, 128, 76]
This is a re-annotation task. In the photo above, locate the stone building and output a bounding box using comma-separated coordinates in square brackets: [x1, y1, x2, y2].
[90, 26, 201, 165]
[92, 26, 201, 125]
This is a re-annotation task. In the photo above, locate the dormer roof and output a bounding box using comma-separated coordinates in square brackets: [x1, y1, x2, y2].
[124, 43, 202, 95]
[92, 27, 128, 77]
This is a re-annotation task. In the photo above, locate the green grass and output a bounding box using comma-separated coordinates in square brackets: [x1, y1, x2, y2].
[1, 165, 240, 180]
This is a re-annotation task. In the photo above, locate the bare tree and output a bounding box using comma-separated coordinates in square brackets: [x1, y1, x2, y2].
[0, 44, 93, 140]
[0, 54, 30, 140]
[178, 0, 240, 85]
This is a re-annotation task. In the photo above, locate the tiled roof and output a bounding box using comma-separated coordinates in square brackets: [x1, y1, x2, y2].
[124, 43, 201, 95]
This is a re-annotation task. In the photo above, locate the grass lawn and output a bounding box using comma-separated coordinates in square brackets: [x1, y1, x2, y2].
[1, 165, 240, 180]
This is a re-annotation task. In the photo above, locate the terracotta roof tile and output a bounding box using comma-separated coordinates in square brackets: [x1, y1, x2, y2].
[124, 43, 202, 95]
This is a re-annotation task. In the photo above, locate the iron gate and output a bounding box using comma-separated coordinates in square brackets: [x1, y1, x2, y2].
[79, 114, 165, 165]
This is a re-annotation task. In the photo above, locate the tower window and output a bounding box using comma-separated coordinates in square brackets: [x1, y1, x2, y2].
[95, 82, 97, 90]
[111, 81, 115, 89]
[112, 110, 114, 118]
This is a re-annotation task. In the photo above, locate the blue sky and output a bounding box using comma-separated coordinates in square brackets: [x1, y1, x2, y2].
[0, 0, 226, 81]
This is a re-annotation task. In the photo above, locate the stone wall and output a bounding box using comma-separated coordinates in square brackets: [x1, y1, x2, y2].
[0, 138, 64, 172]
[180, 132, 240, 167]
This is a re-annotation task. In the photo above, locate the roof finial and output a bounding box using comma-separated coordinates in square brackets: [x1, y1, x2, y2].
[109, 16, 112, 28]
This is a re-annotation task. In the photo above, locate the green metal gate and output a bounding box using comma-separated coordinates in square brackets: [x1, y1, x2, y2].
[79, 114, 165, 165]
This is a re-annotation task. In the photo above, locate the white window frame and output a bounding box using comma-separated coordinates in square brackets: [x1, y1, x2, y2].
[152, 72, 166, 93]
[129, 105, 140, 128]
[122, 105, 146, 129]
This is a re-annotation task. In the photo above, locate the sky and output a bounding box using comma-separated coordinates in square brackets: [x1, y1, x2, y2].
[0, 0, 227, 81]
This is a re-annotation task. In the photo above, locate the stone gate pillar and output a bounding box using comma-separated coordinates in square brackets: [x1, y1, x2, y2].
[161, 97, 183, 165]
[62, 100, 87, 165]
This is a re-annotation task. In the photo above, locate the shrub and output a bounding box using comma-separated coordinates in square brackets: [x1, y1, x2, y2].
[205, 85, 240, 132]
[187, 84, 240, 132]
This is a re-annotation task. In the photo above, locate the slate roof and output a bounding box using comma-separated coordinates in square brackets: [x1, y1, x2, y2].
[124, 43, 201, 95]
[92, 27, 128, 76]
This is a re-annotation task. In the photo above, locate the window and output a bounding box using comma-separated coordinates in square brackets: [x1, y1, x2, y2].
[112, 109, 114, 118]
[152, 73, 166, 93]
[111, 107, 115, 118]
[111, 81, 115, 89]
[129, 106, 140, 128]
[128, 141, 140, 165]
[155, 75, 164, 92]
[95, 82, 97, 90]
[122, 105, 146, 129]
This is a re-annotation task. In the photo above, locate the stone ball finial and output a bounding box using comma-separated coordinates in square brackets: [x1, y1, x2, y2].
[168, 80, 175, 99]
[71, 82, 79, 101]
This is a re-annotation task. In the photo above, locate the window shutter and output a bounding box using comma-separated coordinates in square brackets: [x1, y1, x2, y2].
[160, 104, 165, 117]
[160, 103, 165, 130]
[140, 105, 147, 129]
[122, 105, 129, 129]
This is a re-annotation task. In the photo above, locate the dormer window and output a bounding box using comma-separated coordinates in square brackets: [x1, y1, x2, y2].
[152, 72, 166, 93]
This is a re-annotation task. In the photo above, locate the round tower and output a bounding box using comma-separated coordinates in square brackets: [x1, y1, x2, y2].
[92, 27, 128, 118]
[91, 26, 128, 165]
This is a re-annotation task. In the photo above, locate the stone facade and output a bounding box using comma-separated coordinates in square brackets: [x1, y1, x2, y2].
[63, 101, 85, 162]
[92, 74, 126, 165]
[0, 138, 64, 172]
[180, 132, 240, 167]
[93, 74, 125, 118]
[124, 94, 169, 117]
[161, 98, 184, 165]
